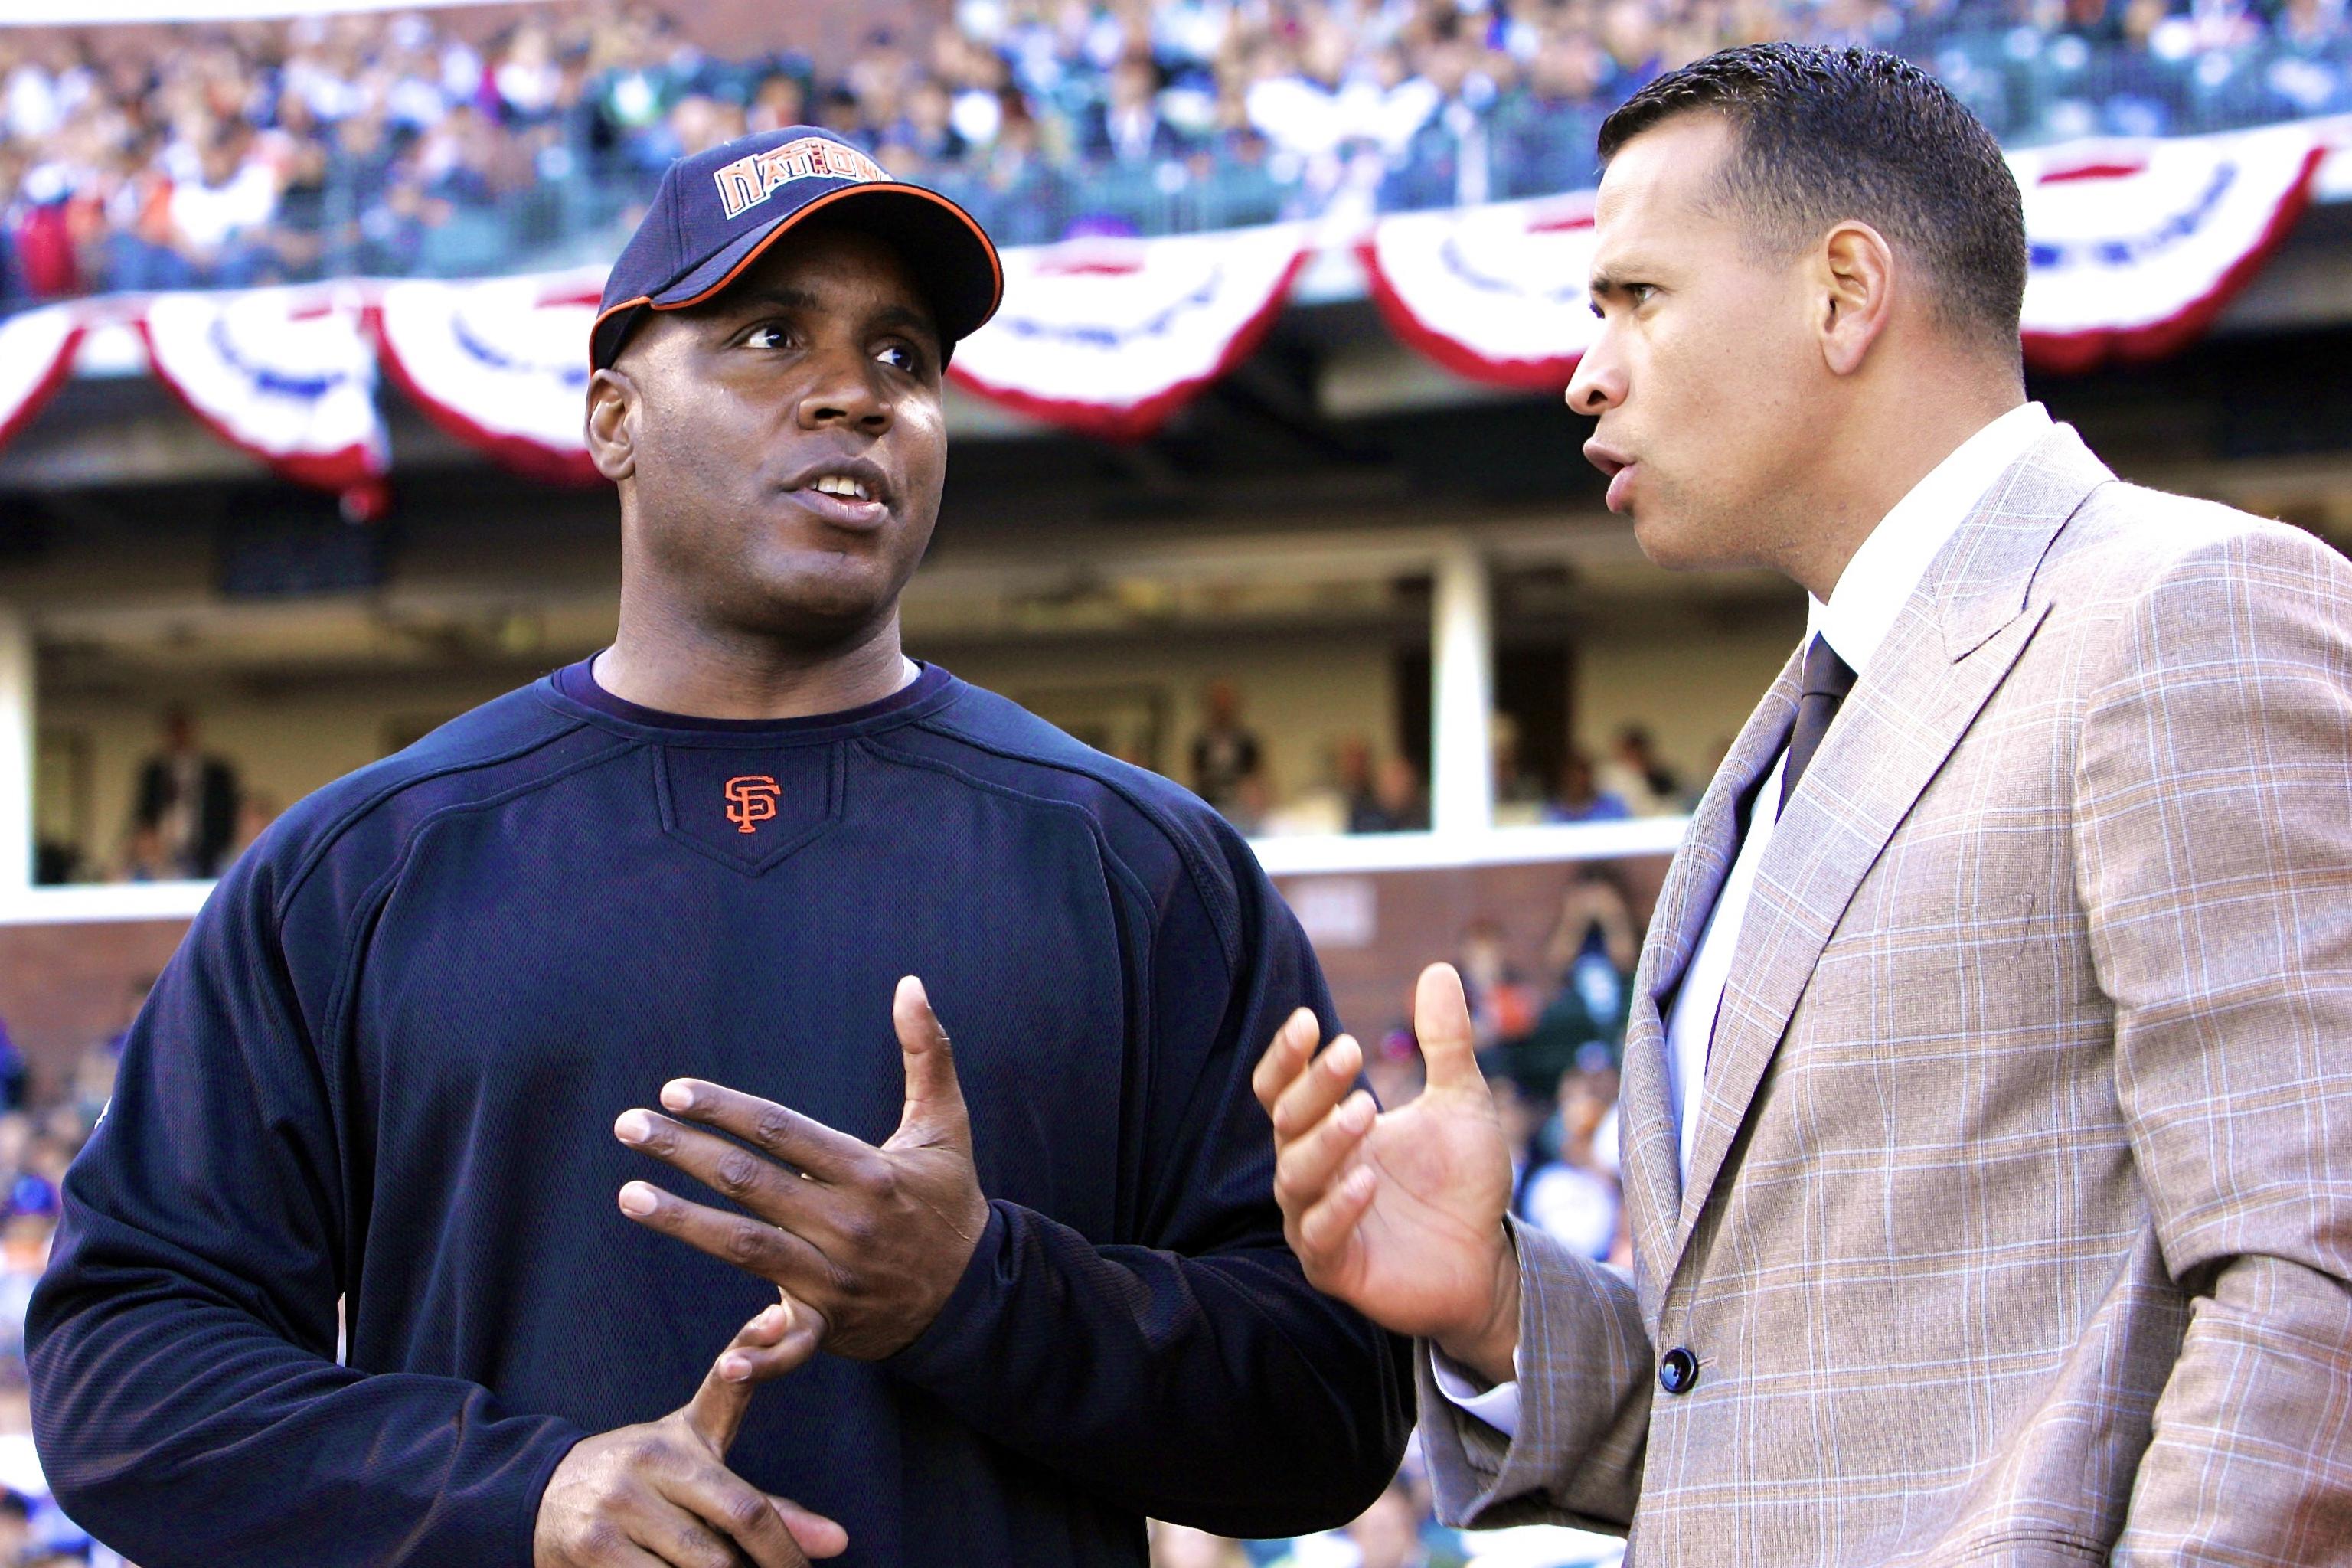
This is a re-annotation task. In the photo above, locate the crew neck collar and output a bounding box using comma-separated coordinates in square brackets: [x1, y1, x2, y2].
[547, 654, 953, 736]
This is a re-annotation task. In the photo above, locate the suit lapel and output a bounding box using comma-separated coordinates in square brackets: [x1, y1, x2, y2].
[1619, 648, 1800, 1312]
[1667, 425, 2118, 1261]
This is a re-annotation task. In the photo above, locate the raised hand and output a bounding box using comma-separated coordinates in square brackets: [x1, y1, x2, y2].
[613, 975, 990, 1361]
[534, 1300, 847, 1566]
[1252, 962, 1522, 1385]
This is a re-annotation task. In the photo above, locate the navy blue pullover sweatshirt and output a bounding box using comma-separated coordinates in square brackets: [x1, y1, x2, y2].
[26, 662, 1411, 1567]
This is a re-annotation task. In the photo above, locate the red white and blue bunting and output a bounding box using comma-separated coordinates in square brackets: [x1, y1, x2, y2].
[2011, 120, 2328, 372]
[0, 305, 83, 454]
[1358, 193, 1599, 390]
[139, 287, 387, 511]
[947, 220, 1314, 441]
[373, 272, 603, 486]
[0, 122, 2336, 480]
[1361, 119, 2333, 387]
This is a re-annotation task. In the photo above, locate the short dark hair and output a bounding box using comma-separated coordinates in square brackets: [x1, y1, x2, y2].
[1597, 44, 2026, 354]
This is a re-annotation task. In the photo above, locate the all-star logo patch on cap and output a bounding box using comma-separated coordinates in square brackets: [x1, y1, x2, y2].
[590, 126, 1004, 371]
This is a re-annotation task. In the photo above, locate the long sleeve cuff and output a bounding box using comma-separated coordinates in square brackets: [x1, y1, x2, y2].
[1428, 1347, 1523, 1440]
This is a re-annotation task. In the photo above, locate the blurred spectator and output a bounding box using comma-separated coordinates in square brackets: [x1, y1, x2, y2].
[227, 789, 282, 864]
[1519, 1066, 1622, 1259]
[1351, 754, 1428, 834]
[1598, 724, 1681, 815]
[114, 822, 175, 884]
[1344, 1484, 1438, 1568]
[1189, 678, 1263, 817]
[1491, 714, 1548, 826]
[0, 1021, 23, 1118]
[1084, 52, 1187, 162]
[1457, 917, 1539, 1053]
[1512, 865, 1639, 1085]
[1544, 748, 1632, 824]
[1150, 1520, 1250, 1567]
[159, 122, 280, 289]
[132, 706, 240, 878]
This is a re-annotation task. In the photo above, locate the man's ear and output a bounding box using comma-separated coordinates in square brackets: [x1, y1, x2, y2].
[585, 366, 638, 482]
[1815, 220, 1896, 377]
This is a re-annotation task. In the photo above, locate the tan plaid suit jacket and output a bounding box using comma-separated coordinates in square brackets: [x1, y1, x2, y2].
[1418, 425, 2352, 1564]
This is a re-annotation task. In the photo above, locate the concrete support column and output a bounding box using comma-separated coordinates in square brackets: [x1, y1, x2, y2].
[0, 606, 31, 897]
[1430, 539, 1495, 837]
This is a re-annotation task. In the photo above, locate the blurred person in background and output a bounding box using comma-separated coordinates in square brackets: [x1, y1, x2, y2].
[1595, 722, 1679, 814]
[1488, 715, 1547, 825]
[1086, 51, 1188, 162]
[1521, 864, 1638, 1073]
[160, 122, 279, 289]
[1454, 918, 1537, 1057]
[1148, 1520, 1250, 1568]
[1349, 753, 1427, 833]
[1189, 677, 1263, 817]
[1341, 1482, 1438, 1568]
[1542, 748, 1630, 823]
[0, 1021, 24, 1119]
[130, 707, 238, 879]
[1517, 1067, 1621, 1262]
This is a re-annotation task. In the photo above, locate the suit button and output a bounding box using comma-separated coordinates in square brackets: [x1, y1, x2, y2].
[1659, 1348, 1699, 1395]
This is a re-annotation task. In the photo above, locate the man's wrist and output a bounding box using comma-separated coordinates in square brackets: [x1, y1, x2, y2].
[1432, 1225, 1521, 1387]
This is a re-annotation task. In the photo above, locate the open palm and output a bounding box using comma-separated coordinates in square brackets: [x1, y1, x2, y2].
[1260, 964, 1517, 1352]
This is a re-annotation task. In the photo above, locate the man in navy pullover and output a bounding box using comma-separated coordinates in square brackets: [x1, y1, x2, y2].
[27, 128, 1410, 1568]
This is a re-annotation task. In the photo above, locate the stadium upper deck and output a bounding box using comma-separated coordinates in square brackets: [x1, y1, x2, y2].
[2, 0, 2350, 302]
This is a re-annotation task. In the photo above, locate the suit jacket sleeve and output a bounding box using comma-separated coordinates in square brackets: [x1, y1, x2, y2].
[2075, 521, 2352, 1563]
[1416, 1217, 1651, 1534]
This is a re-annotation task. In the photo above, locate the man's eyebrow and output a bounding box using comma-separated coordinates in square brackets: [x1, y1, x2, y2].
[867, 302, 942, 346]
[717, 284, 822, 315]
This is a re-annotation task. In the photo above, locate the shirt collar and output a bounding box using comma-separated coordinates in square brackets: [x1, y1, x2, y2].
[1806, 401, 2053, 677]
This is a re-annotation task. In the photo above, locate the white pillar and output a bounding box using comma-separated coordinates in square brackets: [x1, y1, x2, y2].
[1430, 539, 1495, 837]
[0, 605, 31, 897]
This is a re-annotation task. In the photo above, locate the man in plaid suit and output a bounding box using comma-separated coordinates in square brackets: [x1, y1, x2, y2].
[1256, 42, 2352, 1565]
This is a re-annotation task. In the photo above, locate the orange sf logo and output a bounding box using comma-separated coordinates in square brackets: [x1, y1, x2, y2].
[724, 775, 781, 835]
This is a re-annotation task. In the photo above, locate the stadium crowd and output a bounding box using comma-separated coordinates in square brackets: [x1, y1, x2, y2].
[5, 0, 2351, 304]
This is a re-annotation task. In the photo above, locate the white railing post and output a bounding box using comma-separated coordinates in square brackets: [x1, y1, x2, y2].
[1430, 538, 1495, 838]
[0, 605, 32, 897]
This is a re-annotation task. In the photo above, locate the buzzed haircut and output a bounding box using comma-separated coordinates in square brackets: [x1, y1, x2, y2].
[1598, 43, 2027, 356]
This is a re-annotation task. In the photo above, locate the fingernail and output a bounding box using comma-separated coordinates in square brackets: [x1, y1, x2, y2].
[754, 1305, 786, 1332]
[1342, 1096, 1374, 1131]
[618, 1182, 657, 1217]
[1348, 1167, 1376, 1197]
[721, 1354, 753, 1382]
[659, 1081, 693, 1112]
[614, 1110, 653, 1144]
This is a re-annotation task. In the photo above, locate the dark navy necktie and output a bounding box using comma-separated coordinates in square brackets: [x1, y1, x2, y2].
[1779, 634, 1859, 816]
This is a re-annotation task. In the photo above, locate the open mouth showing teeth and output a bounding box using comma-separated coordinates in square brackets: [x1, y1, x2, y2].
[811, 474, 874, 501]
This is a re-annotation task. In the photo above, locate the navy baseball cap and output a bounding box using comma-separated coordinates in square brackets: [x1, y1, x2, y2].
[591, 127, 1003, 371]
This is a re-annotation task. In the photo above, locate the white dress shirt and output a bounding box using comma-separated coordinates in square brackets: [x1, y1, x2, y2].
[1436, 402, 2055, 1438]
